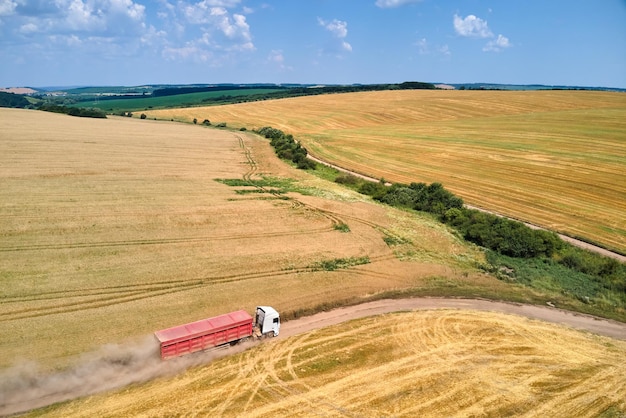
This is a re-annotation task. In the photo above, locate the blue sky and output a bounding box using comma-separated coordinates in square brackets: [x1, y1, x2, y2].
[1, 0, 625, 88]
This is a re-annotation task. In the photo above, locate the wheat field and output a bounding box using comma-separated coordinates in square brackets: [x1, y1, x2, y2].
[0, 108, 487, 371]
[26, 310, 626, 418]
[2, 108, 625, 417]
[144, 90, 626, 254]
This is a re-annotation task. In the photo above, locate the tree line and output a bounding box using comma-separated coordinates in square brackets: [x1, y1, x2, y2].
[0, 91, 31, 108]
[256, 126, 317, 170]
[152, 85, 284, 97]
[38, 103, 107, 118]
[353, 178, 561, 258]
[332, 172, 624, 293]
[0, 92, 107, 118]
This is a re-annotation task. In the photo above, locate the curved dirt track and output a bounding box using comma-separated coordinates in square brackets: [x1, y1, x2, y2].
[280, 298, 626, 341]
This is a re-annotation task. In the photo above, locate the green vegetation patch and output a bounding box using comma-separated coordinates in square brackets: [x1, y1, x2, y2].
[0, 91, 30, 108]
[215, 177, 295, 194]
[310, 256, 371, 271]
[486, 251, 626, 315]
[215, 176, 326, 198]
[333, 222, 350, 232]
[383, 235, 410, 246]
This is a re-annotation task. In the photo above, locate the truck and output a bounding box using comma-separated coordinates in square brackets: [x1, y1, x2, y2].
[154, 306, 280, 360]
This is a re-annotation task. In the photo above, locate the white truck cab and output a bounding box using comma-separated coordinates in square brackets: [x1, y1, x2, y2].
[255, 306, 280, 337]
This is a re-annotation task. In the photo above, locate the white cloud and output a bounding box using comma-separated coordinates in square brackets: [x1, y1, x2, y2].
[163, 44, 212, 62]
[183, 3, 215, 24]
[416, 37, 428, 54]
[139, 25, 167, 47]
[64, 0, 101, 31]
[268, 49, 283, 64]
[415, 38, 450, 56]
[453, 13, 512, 53]
[111, 0, 145, 21]
[178, 3, 254, 51]
[19, 22, 38, 34]
[267, 49, 292, 71]
[375, 0, 422, 8]
[318, 18, 352, 55]
[0, 0, 153, 65]
[215, 12, 253, 50]
[49, 33, 83, 47]
[11, 0, 147, 33]
[483, 34, 511, 52]
[198, 0, 241, 6]
[318, 18, 348, 39]
[453, 14, 493, 38]
[0, 0, 17, 16]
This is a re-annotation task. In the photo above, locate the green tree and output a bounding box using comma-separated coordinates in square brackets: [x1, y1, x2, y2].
[0, 92, 30, 108]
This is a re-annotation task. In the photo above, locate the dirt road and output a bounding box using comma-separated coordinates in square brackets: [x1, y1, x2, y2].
[280, 298, 626, 341]
[2, 298, 624, 416]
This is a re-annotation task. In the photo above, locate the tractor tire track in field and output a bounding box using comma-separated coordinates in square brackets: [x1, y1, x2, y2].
[240, 134, 407, 249]
[237, 135, 347, 231]
[3, 135, 404, 323]
[0, 137, 338, 254]
[209, 332, 353, 417]
[6, 137, 401, 322]
[0, 227, 338, 252]
[0, 268, 311, 322]
[0, 264, 401, 323]
[199, 303, 626, 417]
[238, 134, 259, 184]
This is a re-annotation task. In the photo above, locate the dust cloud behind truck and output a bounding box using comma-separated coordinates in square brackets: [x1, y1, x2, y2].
[154, 306, 280, 360]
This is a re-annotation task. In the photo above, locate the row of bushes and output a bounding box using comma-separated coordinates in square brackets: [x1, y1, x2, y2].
[256, 127, 316, 170]
[39, 104, 107, 119]
[353, 178, 560, 258]
[335, 173, 624, 286]
[443, 207, 562, 258]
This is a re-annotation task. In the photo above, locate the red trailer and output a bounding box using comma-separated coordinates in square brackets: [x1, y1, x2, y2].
[154, 310, 253, 360]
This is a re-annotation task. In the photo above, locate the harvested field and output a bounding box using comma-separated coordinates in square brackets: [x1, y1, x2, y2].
[0, 108, 488, 371]
[2, 108, 626, 417]
[144, 90, 626, 254]
[25, 310, 626, 417]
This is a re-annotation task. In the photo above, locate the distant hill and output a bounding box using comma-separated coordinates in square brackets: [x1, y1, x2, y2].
[0, 87, 39, 95]
[449, 83, 626, 92]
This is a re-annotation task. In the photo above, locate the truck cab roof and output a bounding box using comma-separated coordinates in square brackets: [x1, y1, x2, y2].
[256, 306, 279, 317]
